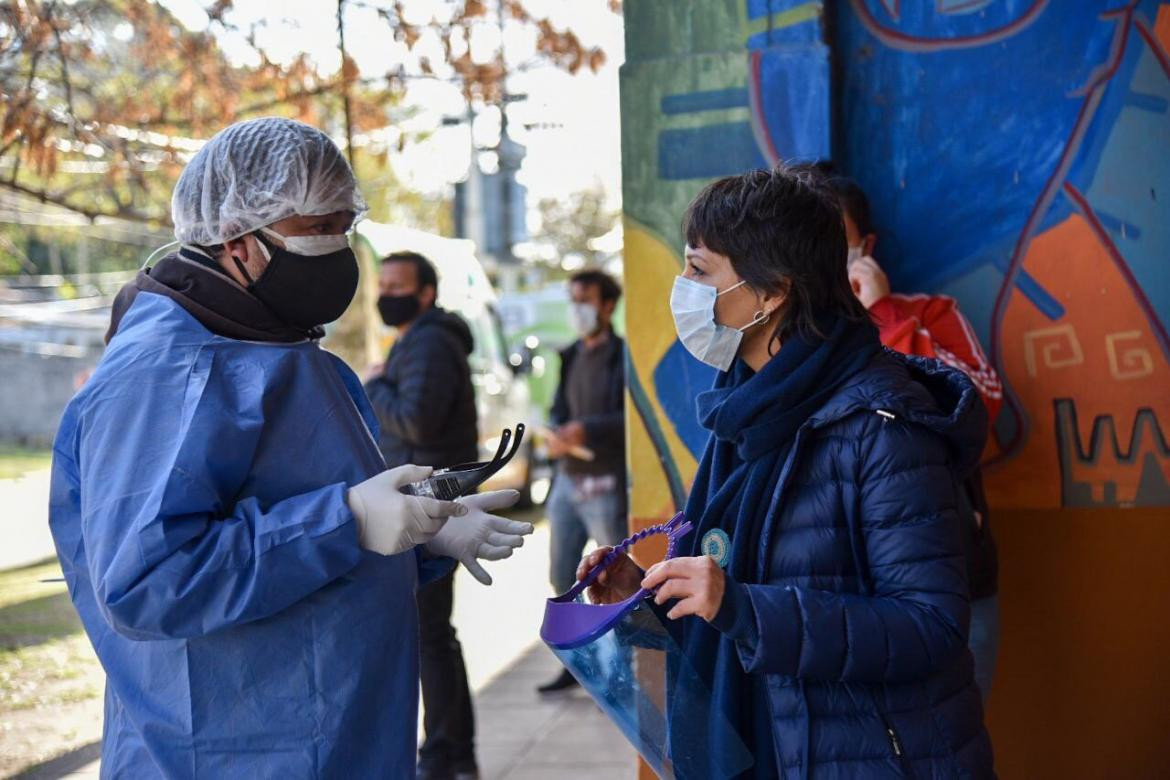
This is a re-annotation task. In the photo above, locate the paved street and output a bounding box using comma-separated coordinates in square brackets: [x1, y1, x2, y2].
[0, 470, 55, 572]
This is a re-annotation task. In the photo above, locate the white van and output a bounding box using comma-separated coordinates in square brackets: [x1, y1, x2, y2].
[352, 222, 538, 504]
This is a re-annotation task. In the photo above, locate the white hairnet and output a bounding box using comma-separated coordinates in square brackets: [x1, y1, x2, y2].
[172, 117, 368, 245]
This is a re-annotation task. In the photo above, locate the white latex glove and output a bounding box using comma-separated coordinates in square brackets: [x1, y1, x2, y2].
[847, 254, 891, 309]
[347, 465, 467, 556]
[426, 489, 533, 585]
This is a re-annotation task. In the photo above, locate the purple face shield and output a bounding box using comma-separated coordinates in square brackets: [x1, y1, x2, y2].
[538, 512, 754, 779]
[540, 512, 693, 650]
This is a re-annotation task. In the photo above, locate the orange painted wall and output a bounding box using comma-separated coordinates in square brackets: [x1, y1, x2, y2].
[987, 507, 1170, 776]
[986, 213, 1170, 509]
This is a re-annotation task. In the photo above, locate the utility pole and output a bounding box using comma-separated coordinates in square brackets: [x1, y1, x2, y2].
[337, 0, 355, 167]
[453, 0, 527, 292]
[496, 0, 513, 267]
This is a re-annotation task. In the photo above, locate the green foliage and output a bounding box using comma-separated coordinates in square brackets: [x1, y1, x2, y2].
[536, 185, 620, 275]
[0, 222, 161, 275]
[0, 445, 52, 480]
[351, 147, 450, 232]
[0, 560, 98, 715]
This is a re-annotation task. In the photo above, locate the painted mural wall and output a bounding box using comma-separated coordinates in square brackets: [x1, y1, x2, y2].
[620, 0, 831, 530]
[622, 0, 1170, 522]
[836, 0, 1170, 510]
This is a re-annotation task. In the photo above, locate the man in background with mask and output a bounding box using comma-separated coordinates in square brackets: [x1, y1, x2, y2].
[537, 269, 627, 694]
[49, 117, 530, 778]
[363, 251, 482, 780]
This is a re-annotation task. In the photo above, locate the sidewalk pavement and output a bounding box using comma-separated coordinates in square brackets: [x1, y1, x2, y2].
[474, 643, 637, 780]
[454, 520, 637, 779]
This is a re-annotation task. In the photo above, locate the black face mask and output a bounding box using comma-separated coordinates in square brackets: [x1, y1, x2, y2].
[377, 293, 422, 327]
[233, 232, 359, 330]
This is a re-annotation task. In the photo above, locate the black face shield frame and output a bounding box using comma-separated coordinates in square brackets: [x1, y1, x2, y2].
[400, 424, 526, 501]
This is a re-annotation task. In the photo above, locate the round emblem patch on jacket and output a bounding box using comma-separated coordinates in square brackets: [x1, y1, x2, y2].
[700, 528, 730, 568]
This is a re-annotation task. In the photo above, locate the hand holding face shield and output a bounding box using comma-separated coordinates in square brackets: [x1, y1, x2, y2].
[347, 465, 468, 556]
[404, 426, 534, 583]
[541, 514, 755, 778]
[346, 468, 533, 583]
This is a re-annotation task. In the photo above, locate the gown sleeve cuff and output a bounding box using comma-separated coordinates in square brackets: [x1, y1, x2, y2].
[415, 547, 458, 586]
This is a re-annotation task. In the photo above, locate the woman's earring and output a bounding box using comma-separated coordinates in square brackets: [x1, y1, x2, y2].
[738, 310, 770, 332]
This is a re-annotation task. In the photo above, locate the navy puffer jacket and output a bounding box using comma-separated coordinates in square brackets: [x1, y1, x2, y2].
[715, 350, 994, 778]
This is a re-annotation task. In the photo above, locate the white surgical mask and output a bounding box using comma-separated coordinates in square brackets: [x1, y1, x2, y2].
[568, 301, 599, 337]
[847, 244, 864, 265]
[258, 226, 351, 258]
[670, 276, 768, 372]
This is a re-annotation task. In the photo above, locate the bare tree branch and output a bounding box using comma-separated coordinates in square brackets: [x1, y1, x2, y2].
[0, 42, 44, 164]
[337, 0, 355, 166]
[0, 0, 619, 224]
[49, 5, 76, 117]
[0, 177, 165, 224]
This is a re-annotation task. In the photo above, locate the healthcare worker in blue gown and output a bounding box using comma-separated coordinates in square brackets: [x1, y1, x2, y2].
[48, 117, 533, 779]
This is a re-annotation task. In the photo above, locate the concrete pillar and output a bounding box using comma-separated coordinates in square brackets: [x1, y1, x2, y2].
[619, 0, 829, 552]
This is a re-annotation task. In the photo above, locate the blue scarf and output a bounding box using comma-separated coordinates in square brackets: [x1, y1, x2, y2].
[678, 314, 880, 777]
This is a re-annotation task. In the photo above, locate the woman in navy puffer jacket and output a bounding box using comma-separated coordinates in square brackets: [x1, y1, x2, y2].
[581, 165, 994, 778]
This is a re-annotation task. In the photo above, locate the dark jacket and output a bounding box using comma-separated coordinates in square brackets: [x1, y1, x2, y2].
[959, 470, 998, 600]
[705, 351, 994, 778]
[107, 249, 317, 344]
[364, 307, 478, 468]
[549, 332, 625, 475]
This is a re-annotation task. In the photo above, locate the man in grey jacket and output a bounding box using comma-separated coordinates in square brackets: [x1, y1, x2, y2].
[538, 269, 628, 694]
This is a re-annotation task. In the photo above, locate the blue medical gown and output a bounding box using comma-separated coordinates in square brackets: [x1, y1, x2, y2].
[49, 292, 449, 778]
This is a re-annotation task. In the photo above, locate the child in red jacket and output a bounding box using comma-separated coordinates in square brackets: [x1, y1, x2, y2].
[848, 261, 1003, 418]
[824, 169, 1002, 702]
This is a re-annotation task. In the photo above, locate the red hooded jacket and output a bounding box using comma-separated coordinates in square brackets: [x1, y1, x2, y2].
[869, 293, 1003, 421]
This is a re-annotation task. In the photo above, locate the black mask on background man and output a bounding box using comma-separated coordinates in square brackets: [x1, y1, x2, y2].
[377, 294, 422, 327]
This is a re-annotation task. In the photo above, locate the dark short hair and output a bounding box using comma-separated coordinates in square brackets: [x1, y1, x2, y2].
[570, 269, 622, 304]
[382, 251, 438, 294]
[682, 163, 868, 344]
[814, 160, 874, 237]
